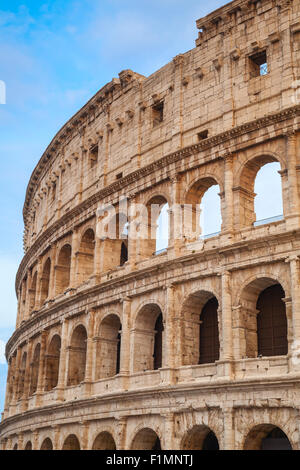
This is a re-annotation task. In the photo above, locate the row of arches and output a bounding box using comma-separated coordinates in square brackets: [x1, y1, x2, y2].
[15, 424, 293, 450]
[9, 278, 289, 406]
[19, 157, 285, 325]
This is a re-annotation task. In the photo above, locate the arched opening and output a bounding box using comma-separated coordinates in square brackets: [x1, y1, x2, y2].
[199, 297, 220, 364]
[96, 315, 122, 380]
[13, 443, 18, 450]
[239, 156, 284, 228]
[181, 426, 219, 450]
[236, 278, 288, 359]
[76, 229, 95, 285]
[67, 325, 87, 386]
[139, 196, 169, 258]
[62, 434, 81, 450]
[41, 438, 53, 450]
[24, 441, 32, 450]
[29, 343, 40, 395]
[185, 178, 222, 240]
[40, 258, 51, 304]
[254, 162, 283, 226]
[244, 424, 292, 450]
[133, 304, 164, 372]
[131, 428, 162, 450]
[257, 284, 288, 357]
[101, 212, 129, 271]
[18, 352, 27, 400]
[181, 291, 219, 366]
[55, 244, 72, 295]
[45, 335, 61, 391]
[29, 271, 37, 313]
[92, 432, 117, 450]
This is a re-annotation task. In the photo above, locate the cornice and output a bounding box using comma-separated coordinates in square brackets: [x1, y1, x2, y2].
[1, 373, 299, 436]
[17, 104, 300, 291]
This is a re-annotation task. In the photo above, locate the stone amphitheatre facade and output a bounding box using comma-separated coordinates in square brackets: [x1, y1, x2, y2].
[1, 0, 300, 451]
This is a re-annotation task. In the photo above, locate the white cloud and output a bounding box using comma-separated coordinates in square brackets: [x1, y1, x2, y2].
[0, 340, 6, 365]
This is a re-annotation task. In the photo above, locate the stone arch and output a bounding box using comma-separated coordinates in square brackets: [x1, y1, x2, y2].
[181, 290, 220, 366]
[101, 212, 129, 272]
[40, 258, 51, 304]
[67, 324, 87, 386]
[181, 425, 220, 450]
[235, 276, 288, 359]
[45, 334, 61, 391]
[24, 440, 32, 450]
[130, 427, 162, 450]
[137, 194, 170, 259]
[236, 153, 285, 228]
[76, 228, 95, 285]
[40, 437, 53, 450]
[96, 314, 122, 380]
[29, 343, 40, 395]
[62, 434, 81, 450]
[13, 443, 18, 451]
[184, 176, 223, 240]
[92, 432, 117, 450]
[55, 244, 72, 295]
[243, 424, 293, 450]
[133, 303, 164, 372]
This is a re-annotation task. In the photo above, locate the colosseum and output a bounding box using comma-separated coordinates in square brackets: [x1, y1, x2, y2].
[0, 0, 300, 451]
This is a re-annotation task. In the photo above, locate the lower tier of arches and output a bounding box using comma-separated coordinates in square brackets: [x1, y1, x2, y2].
[1, 383, 299, 450]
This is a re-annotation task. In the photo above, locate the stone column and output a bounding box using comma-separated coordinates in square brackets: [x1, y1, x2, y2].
[3, 358, 12, 416]
[34, 257, 43, 311]
[81, 421, 90, 450]
[223, 407, 235, 450]
[11, 347, 22, 408]
[160, 285, 177, 384]
[223, 153, 234, 233]
[84, 310, 96, 395]
[56, 319, 69, 400]
[52, 425, 60, 450]
[21, 340, 33, 411]
[48, 244, 57, 299]
[219, 271, 233, 377]
[17, 433, 24, 451]
[286, 132, 300, 229]
[170, 176, 183, 256]
[116, 417, 127, 450]
[163, 413, 175, 450]
[120, 297, 131, 375]
[93, 231, 102, 277]
[36, 330, 48, 405]
[24, 271, 32, 321]
[32, 430, 39, 451]
[288, 256, 300, 369]
[70, 229, 80, 288]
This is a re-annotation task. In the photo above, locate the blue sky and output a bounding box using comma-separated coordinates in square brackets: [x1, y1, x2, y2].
[0, 0, 283, 412]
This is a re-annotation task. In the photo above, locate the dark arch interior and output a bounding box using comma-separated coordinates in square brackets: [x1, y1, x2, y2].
[154, 313, 164, 370]
[257, 284, 288, 357]
[41, 438, 53, 450]
[199, 297, 220, 364]
[261, 428, 292, 450]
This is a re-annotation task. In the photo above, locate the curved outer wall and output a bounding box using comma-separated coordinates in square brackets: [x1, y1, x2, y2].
[1, 0, 300, 450]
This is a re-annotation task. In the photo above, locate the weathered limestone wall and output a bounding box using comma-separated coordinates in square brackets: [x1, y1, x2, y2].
[1, 0, 300, 451]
